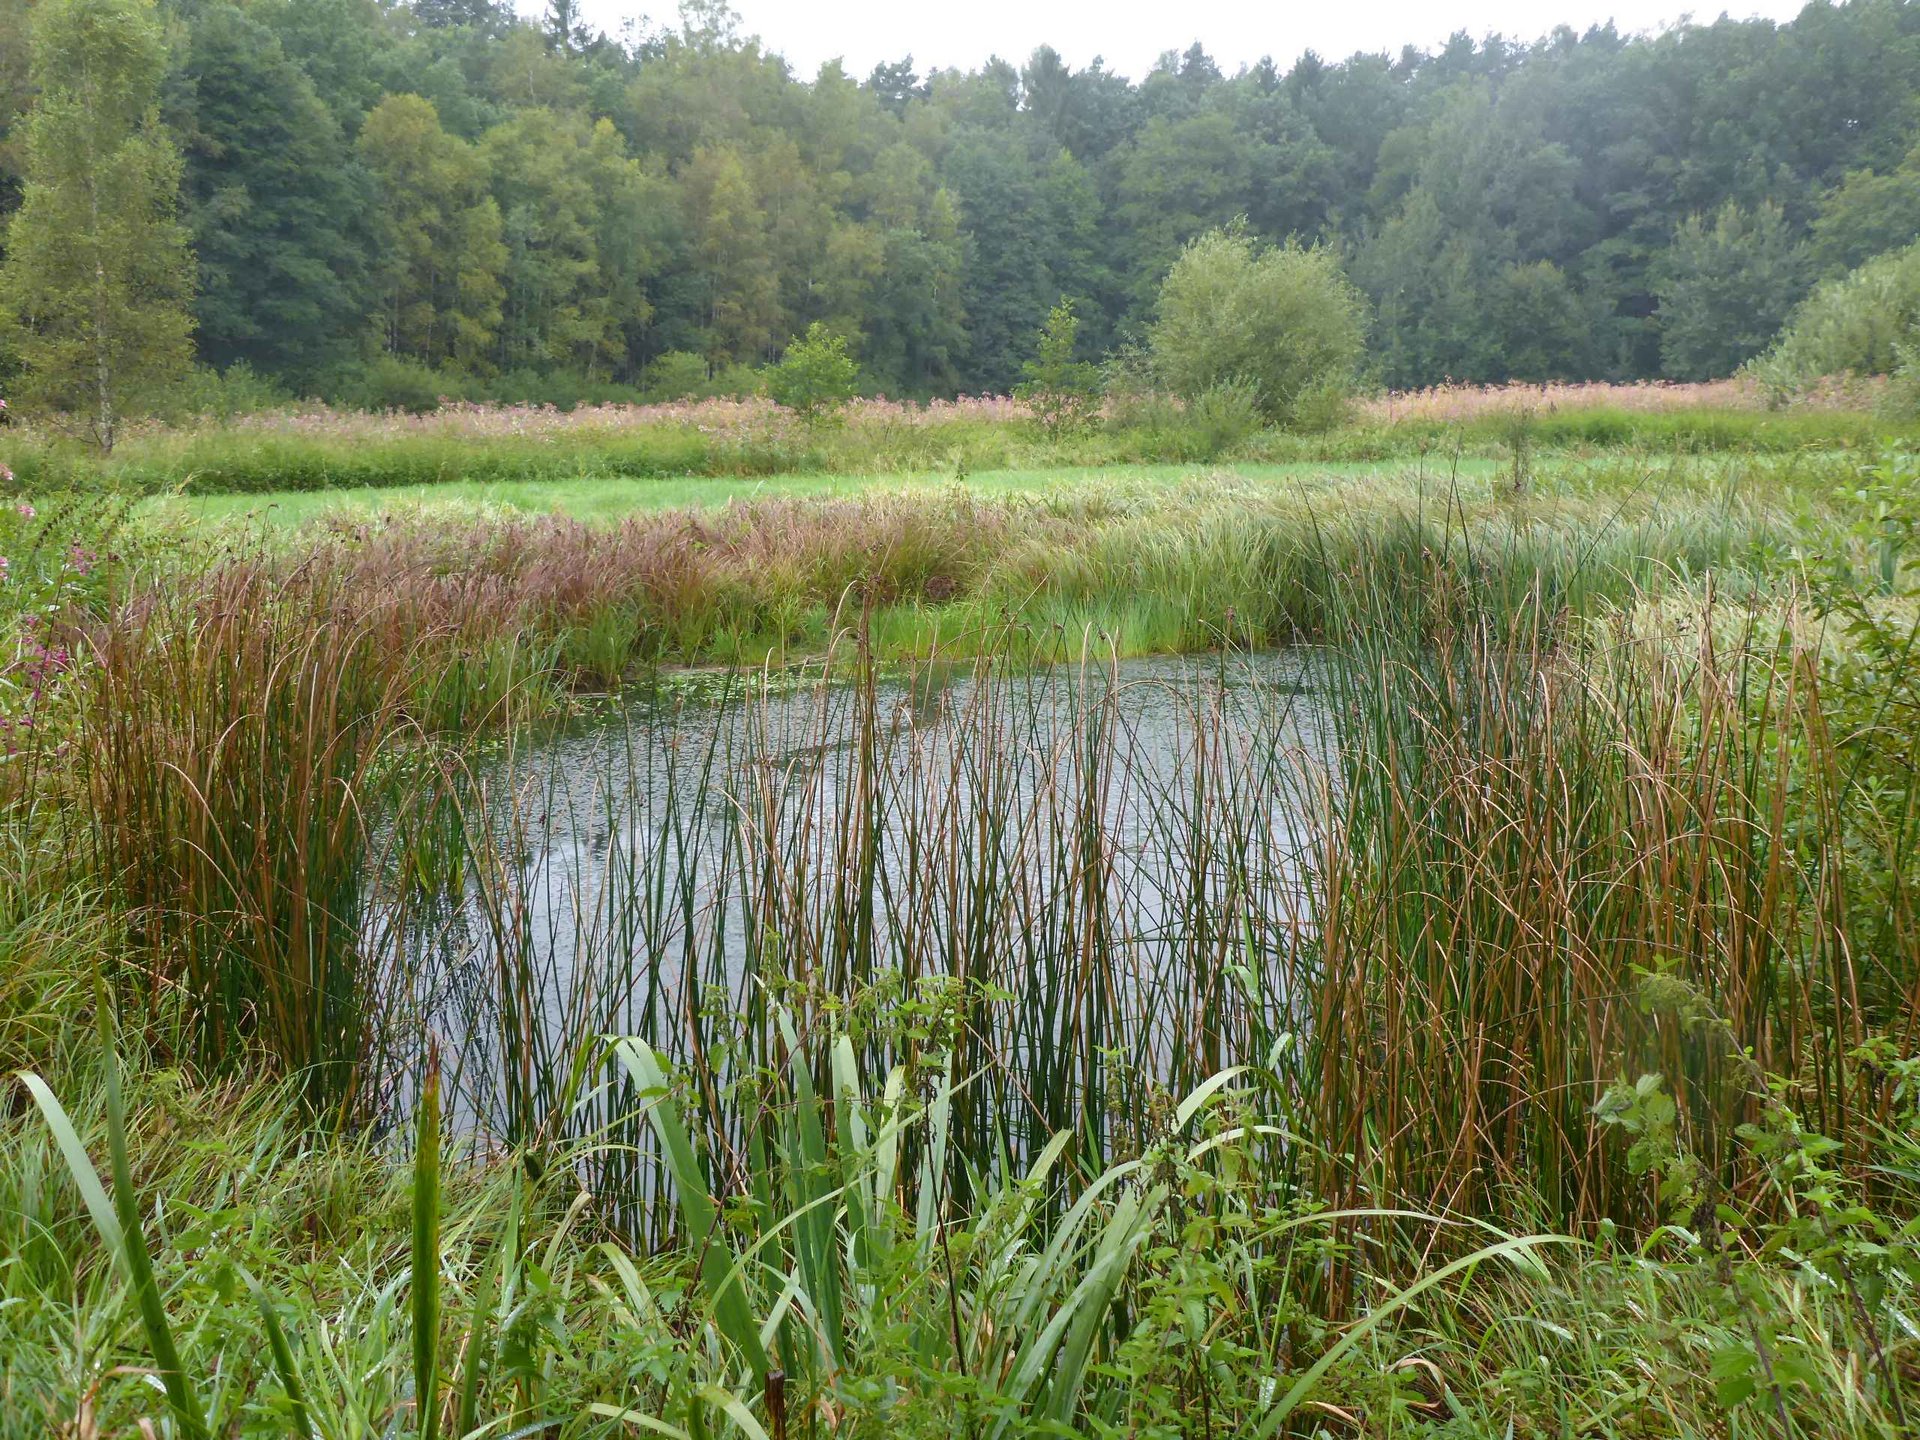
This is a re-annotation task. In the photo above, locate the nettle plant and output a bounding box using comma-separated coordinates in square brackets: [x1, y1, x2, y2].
[1595, 963, 1920, 1425]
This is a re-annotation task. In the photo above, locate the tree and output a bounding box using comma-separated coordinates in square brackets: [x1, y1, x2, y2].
[357, 93, 505, 369]
[765, 322, 858, 425]
[0, 0, 195, 450]
[1483, 260, 1599, 382]
[0, 0, 32, 220]
[482, 107, 610, 373]
[1016, 297, 1100, 435]
[170, 1, 373, 379]
[410, 0, 511, 34]
[543, 0, 590, 53]
[1150, 226, 1366, 427]
[678, 143, 780, 366]
[1653, 201, 1808, 380]
[1749, 241, 1920, 397]
[1811, 146, 1920, 277]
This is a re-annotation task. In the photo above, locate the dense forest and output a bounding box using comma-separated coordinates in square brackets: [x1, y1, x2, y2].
[7, 0, 1920, 401]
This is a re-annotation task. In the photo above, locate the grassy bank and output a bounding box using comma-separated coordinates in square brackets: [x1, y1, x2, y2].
[1, 434, 1916, 1436]
[101, 452, 1844, 679]
[1, 388, 1909, 502]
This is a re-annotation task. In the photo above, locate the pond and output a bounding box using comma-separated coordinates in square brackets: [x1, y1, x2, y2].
[370, 650, 1335, 1149]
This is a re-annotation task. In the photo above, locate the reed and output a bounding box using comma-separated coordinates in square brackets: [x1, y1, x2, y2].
[70, 561, 423, 1113]
[3, 448, 1918, 1432]
[1305, 566, 1915, 1230]
[31, 456, 1898, 1160]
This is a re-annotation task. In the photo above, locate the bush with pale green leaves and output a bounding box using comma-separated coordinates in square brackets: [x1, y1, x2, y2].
[765, 322, 860, 426]
[1149, 226, 1367, 428]
[1747, 240, 1920, 402]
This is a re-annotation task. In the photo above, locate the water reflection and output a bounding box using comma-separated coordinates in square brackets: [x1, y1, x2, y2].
[372, 651, 1333, 1145]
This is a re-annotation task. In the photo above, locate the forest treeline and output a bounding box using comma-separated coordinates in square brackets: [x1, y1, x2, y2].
[7, 0, 1920, 403]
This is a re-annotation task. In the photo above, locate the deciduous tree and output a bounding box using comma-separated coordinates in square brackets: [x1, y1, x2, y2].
[0, 0, 195, 449]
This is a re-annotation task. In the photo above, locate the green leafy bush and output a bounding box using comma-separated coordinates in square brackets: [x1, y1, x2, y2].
[764, 322, 859, 424]
[1016, 297, 1101, 436]
[320, 355, 457, 414]
[1149, 225, 1367, 428]
[1748, 240, 1920, 401]
[1185, 378, 1263, 456]
[640, 350, 712, 402]
[157, 363, 295, 423]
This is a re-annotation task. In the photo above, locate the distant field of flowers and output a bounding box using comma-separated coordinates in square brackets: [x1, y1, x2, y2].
[1, 378, 1873, 455]
[1358, 375, 1883, 423]
[205, 393, 1032, 444]
[0, 376, 1896, 505]
[178, 378, 1870, 443]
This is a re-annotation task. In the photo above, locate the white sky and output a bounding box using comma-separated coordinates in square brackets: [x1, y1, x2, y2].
[549, 0, 1814, 79]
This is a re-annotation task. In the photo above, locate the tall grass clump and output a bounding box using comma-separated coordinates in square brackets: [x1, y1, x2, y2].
[68, 561, 432, 1115]
[1302, 559, 1917, 1231]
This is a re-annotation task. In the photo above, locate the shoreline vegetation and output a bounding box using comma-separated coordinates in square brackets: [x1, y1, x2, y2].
[5, 0, 1920, 1426]
[0, 378, 1906, 501]
[1, 381, 1918, 1436]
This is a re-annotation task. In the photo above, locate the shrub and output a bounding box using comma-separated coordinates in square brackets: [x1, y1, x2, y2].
[157, 362, 295, 423]
[1186, 379, 1263, 456]
[1747, 240, 1920, 402]
[641, 350, 712, 402]
[1016, 297, 1101, 437]
[709, 361, 767, 400]
[764, 323, 858, 424]
[1149, 224, 1368, 428]
[466, 368, 642, 410]
[321, 355, 462, 414]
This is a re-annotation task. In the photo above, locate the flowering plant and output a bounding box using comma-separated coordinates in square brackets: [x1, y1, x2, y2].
[0, 394, 123, 760]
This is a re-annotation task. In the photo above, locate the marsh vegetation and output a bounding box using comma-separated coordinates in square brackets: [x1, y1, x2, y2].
[4, 0, 1920, 1434]
[3, 398, 1919, 1436]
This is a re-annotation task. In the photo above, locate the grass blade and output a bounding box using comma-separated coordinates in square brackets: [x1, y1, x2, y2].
[18, 1033, 212, 1440]
[239, 1265, 315, 1440]
[1253, 1233, 1579, 1437]
[614, 1037, 770, 1380]
[415, 1043, 444, 1440]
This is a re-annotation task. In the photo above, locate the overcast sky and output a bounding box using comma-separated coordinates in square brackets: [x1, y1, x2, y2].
[549, 0, 1813, 79]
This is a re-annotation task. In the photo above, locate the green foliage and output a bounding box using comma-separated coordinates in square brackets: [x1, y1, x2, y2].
[1812, 139, 1920, 276]
[157, 362, 294, 423]
[320, 353, 453, 414]
[1149, 226, 1365, 428]
[480, 109, 667, 376]
[1014, 296, 1100, 436]
[1349, 86, 1604, 386]
[9, 0, 1920, 403]
[169, 0, 373, 380]
[356, 94, 506, 371]
[1596, 974, 1920, 1425]
[763, 321, 858, 425]
[0, 0, 196, 451]
[1748, 240, 1920, 400]
[1653, 202, 1808, 380]
[641, 349, 713, 401]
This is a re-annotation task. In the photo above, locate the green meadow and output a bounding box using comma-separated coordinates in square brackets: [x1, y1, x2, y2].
[152, 458, 1503, 527]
